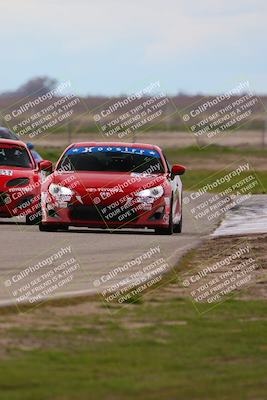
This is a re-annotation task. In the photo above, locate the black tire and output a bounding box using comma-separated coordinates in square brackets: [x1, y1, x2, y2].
[155, 224, 173, 235]
[39, 223, 59, 232]
[59, 225, 69, 231]
[173, 215, 182, 233]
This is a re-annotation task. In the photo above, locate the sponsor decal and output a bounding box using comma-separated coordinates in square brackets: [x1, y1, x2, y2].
[66, 146, 161, 158]
[8, 187, 32, 192]
[0, 169, 13, 176]
[130, 173, 158, 178]
[85, 188, 98, 193]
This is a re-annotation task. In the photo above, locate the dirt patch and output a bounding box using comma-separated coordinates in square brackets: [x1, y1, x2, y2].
[175, 234, 267, 302]
[0, 298, 112, 355]
[121, 321, 154, 329]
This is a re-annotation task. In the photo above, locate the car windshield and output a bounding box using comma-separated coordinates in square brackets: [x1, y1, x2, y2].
[0, 145, 33, 168]
[58, 146, 165, 173]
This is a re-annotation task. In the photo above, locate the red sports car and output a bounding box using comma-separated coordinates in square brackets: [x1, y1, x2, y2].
[0, 139, 52, 224]
[40, 142, 185, 235]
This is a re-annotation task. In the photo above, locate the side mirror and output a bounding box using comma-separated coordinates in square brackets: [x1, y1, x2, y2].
[38, 160, 53, 173]
[171, 164, 186, 179]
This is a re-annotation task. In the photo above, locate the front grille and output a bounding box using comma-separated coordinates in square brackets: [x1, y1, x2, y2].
[69, 205, 138, 223]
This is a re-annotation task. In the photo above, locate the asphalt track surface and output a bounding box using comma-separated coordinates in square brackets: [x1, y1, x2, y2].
[0, 193, 216, 308]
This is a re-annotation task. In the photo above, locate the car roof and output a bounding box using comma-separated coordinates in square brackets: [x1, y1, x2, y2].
[0, 138, 27, 147]
[0, 127, 19, 139]
[70, 142, 162, 152]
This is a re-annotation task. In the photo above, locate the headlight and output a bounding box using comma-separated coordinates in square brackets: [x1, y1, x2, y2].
[48, 183, 74, 199]
[136, 185, 164, 201]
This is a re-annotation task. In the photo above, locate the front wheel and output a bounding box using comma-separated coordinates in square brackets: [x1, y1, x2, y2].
[39, 223, 59, 232]
[39, 223, 69, 232]
[154, 224, 173, 235]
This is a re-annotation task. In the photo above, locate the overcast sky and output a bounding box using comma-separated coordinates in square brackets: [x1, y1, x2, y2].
[0, 0, 266, 96]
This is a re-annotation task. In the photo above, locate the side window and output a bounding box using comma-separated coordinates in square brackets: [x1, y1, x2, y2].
[162, 152, 172, 172]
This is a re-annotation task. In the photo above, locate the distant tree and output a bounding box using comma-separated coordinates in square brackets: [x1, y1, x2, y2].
[14, 76, 58, 96]
[176, 91, 188, 97]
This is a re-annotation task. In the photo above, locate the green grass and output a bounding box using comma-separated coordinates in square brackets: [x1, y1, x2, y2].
[0, 299, 267, 399]
[167, 145, 267, 193]
[164, 144, 267, 159]
[38, 147, 62, 163]
[182, 170, 267, 193]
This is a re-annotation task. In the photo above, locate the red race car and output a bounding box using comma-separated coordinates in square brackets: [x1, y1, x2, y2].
[40, 142, 185, 235]
[0, 139, 52, 224]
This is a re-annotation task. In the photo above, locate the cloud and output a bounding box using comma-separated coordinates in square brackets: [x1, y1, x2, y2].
[1, 0, 266, 58]
[0, 0, 266, 94]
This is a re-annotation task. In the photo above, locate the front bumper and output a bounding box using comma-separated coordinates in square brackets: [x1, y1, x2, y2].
[0, 190, 40, 218]
[42, 195, 171, 229]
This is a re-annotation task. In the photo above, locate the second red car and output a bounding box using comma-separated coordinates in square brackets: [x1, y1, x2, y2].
[0, 139, 52, 224]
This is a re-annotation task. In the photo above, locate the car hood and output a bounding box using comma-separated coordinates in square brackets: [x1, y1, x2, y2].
[0, 167, 36, 188]
[53, 171, 167, 197]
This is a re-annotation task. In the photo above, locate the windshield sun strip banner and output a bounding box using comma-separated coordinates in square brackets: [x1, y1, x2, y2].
[66, 146, 161, 158]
